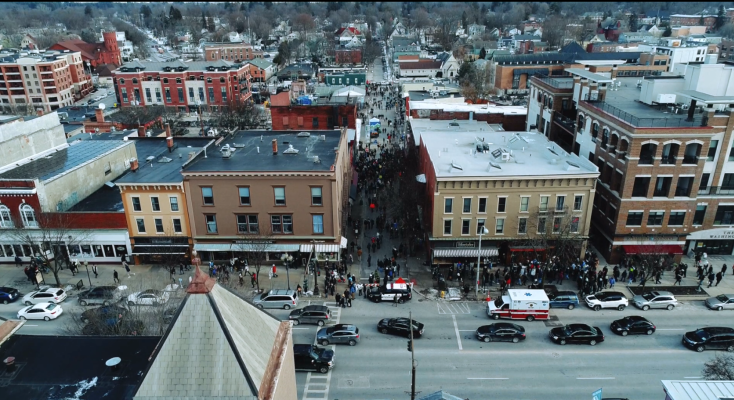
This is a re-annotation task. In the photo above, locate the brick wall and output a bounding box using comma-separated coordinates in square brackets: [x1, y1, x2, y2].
[270, 104, 357, 130]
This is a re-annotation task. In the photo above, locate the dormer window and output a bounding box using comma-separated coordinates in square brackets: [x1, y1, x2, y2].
[20, 204, 37, 228]
[0, 205, 12, 228]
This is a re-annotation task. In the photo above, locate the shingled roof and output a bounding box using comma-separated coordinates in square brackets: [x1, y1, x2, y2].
[399, 60, 442, 70]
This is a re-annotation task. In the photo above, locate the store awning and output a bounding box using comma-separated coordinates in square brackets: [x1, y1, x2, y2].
[510, 247, 543, 252]
[193, 243, 232, 252]
[132, 247, 187, 255]
[300, 244, 342, 253]
[622, 245, 684, 255]
[433, 247, 498, 258]
[232, 244, 300, 252]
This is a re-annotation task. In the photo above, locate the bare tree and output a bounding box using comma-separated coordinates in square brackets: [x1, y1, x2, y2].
[702, 354, 734, 380]
[519, 206, 584, 266]
[233, 224, 274, 292]
[212, 100, 262, 133]
[2, 213, 92, 287]
[542, 15, 570, 50]
[292, 13, 316, 36]
[460, 61, 493, 102]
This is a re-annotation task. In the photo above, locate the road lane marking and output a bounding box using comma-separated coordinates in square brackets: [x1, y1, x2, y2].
[452, 315, 463, 350]
[301, 304, 341, 400]
[467, 377, 509, 380]
[656, 329, 685, 331]
[577, 377, 615, 380]
[458, 330, 475, 332]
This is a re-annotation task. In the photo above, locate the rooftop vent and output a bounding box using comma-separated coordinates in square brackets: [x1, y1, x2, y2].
[158, 157, 172, 163]
[145, 156, 155, 162]
[313, 156, 321, 163]
[547, 147, 559, 156]
[450, 160, 463, 170]
[488, 161, 501, 170]
[449, 119, 459, 127]
[232, 143, 245, 148]
[297, 131, 311, 137]
[320, 135, 326, 141]
[566, 160, 580, 170]
[283, 144, 299, 154]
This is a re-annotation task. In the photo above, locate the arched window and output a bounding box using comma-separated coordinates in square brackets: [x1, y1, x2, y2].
[591, 123, 599, 139]
[577, 115, 585, 133]
[20, 204, 37, 228]
[0, 205, 12, 228]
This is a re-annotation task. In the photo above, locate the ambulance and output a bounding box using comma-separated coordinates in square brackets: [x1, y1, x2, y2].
[487, 289, 550, 321]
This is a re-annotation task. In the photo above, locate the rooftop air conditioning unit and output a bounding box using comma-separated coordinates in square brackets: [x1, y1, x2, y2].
[283, 144, 299, 154]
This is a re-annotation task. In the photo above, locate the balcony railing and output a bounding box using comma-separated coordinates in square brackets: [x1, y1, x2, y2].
[660, 156, 677, 165]
[534, 75, 574, 89]
[584, 100, 706, 128]
[698, 186, 734, 196]
[639, 156, 654, 165]
[682, 155, 700, 164]
[553, 114, 576, 132]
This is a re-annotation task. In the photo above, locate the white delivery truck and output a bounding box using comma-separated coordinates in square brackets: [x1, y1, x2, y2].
[487, 289, 550, 321]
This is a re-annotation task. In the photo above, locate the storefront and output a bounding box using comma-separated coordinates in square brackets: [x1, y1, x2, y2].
[686, 228, 734, 256]
[0, 229, 131, 264]
[193, 237, 348, 265]
[431, 240, 499, 268]
[130, 237, 191, 265]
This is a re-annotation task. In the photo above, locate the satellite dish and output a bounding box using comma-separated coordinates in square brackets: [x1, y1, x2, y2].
[98, 103, 106, 110]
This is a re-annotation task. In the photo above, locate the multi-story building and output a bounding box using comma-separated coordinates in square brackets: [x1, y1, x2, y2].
[112, 59, 252, 113]
[49, 32, 122, 68]
[116, 133, 212, 264]
[719, 40, 734, 63]
[530, 61, 734, 262]
[0, 49, 93, 112]
[269, 91, 357, 131]
[245, 58, 275, 83]
[204, 42, 263, 62]
[412, 119, 599, 266]
[182, 129, 351, 265]
[334, 48, 362, 65]
[638, 42, 709, 71]
[670, 14, 717, 31]
[406, 96, 527, 132]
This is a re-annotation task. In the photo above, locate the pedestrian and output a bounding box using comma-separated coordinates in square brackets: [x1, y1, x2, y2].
[396, 263, 401, 277]
[124, 262, 133, 278]
[15, 255, 22, 268]
[92, 264, 98, 278]
[609, 276, 616, 288]
[251, 272, 257, 288]
[708, 271, 716, 288]
[723, 264, 728, 277]
[674, 272, 682, 285]
[239, 272, 244, 286]
[335, 292, 342, 307]
[113, 270, 120, 284]
[393, 293, 401, 307]
[716, 271, 723, 286]
[272, 264, 277, 278]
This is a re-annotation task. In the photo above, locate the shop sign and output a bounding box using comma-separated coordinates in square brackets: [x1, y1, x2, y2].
[687, 228, 734, 240]
[233, 240, 274, 244]
[455, 241, 476, 248]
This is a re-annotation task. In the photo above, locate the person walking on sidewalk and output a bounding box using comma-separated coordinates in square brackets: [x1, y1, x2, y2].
[92, 264, 98, 279]
[716, 271, 723, 286]
[674, 271, 682, 285]
[708, 271, 716, 288]
[722, 264, 728, 277]
[113, 270, 120, 284]
[124, 262, 134, 278]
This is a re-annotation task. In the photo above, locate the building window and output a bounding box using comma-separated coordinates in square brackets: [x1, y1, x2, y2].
[311, 187, 322, 205]
[150, 196, 160, 211]
[647, 211, 665, 226]
[555, 195, 565, 211]
[477, 218, 486, 234]
[626, 212, 643, 226]
[166, 196, 179, 212]
[693, 205, 707, 225]
[136, 218, 146, 233]
[131, 197, 141, 211]
[538, 196, 549, 212]
[173, 218, 182, 233]
[205, 214, 218, 233]
[478, 198, 487, 213]
[342, 116, 349, 126]
[176, 78, 181, 84]
[220, 77, 225, 83]
[520, 196, 529, 212]
[553, 217, 563, 233]
[570, 216, 580, 232]
[700, 173, 710, 191]
[444, 198, 453, 213]
[201, 187, 214, 205]
[461, 219, 470, 235]
[20, 204, 37, 228]
[443, 219, 452, 235]
[199, 87, 205, 102]
[145, 88, 152, 103]
[154, 218, 164, 233]
[239, 187, 250, 205]
[121, 88, 128, 102]
[271, 215, 293, 233]
[632, 177, 651, 197]
[497, 197, 506, 213]
[313, 117, 319, 128]
[495, 218, 505, 234]
[538, 216, 546, 233]
[669, 211, 686, 226]
[178, 88, 184, 102]
[165, 88, 171, 103]
[312, 214, 324, 234]
[573, 195, 583, 211]
[134, 88, 141, 102]
[221, 87, 227, 102]
[714, 205, 734, 225]
[274, 187, 286, 206]
[188, 87, 194, 101]
[163, 78, 169, 84]
[119, 78, 125, 84]
[675, 177, 694, 197]
[0, 205, 12, 228]
[708, 140, 719, 161]
[208, 87, 215, 102]
[237, 214, 260, 234]
[155, 88, 161, 102]
[463, 198, 472, 213]
[653, 177, 672, 197]
[518, 217, 527, 234]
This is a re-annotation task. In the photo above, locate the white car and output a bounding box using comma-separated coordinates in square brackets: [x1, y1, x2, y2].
[22, 287, 67, 305]
[585, 291, 628, 311]
[18, 303, 63, 321]
[127, 289, 169, 306]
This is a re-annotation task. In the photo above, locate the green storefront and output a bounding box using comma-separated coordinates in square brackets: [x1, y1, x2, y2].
[325, 72, 366, 86]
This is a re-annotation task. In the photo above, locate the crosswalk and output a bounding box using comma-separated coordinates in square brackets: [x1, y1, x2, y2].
[437, 301, 472, 314]
[300, 302, 342, 400]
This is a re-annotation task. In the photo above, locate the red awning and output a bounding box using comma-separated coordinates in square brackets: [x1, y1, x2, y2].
[622, 245, 683, 255]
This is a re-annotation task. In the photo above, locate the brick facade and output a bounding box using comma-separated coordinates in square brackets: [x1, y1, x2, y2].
[270, 104, 357, 131]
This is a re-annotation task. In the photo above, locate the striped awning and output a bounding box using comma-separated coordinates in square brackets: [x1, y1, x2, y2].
[433, 247, 498, 258]
[193, 243, 232, 252]
[193, 243, 300, 252]
[300, 244, 341, 253]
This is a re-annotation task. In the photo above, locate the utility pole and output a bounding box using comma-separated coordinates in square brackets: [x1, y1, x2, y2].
[409, 311, 416, 400]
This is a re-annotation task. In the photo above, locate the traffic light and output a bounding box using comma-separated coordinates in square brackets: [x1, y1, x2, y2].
[407, 340, 412, 352]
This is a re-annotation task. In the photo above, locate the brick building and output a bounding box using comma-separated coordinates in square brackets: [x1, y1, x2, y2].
[112, 59, 252, 112]
[203, 42, 263, 62]
[407, 96, 527, 131]
[670, 14, 717, 31]
[49, 32, 122, 68]
[0, 49, 93, 112]
[334, 48, 362, 65]
[269, 91, 357, 131]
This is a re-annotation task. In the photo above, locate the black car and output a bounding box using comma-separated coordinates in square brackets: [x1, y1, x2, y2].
[377, 318, 424, 338]
[293, 344, 334, 374]
[367, 286, 412, 303]
[549, 324, 604, 345]
[682, 327, 734, 352]
[80, 304, 128, 324]
[0, 286, 20, 304]
[78, 286, 121, 306]
[610, 316, 656, 336]
[475, 323, 526, 343]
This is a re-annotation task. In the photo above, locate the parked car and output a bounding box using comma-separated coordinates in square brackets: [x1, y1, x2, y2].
[0, 287, 20, 304]
[682, 327, 734, 352]
[705, 294, 734, 311]
[293, 344, 334, 373]
[17, 303, 63, 321]
[289, 305, 332, 326]
[632, 291, 678, 311]
[549, 324, 604, 345]
[316, 324, 360, 346]
[22, 286, 67, 305]
[127, 289, 169, 306]
[78, 286, 123, 306]
[548, 290, 580, 310]
[475, 323, 526, 343]
[377, 318, 424, 338]
[585, 291, 628, 311]
[81, 304, 128, 324]
[253, 289, 298, 310]
[610, 316, 656, 336]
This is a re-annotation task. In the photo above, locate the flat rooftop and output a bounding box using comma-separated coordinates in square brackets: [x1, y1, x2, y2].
[68, 183, 124, 212]
[183, 130, 342, 173]
[0, 140, 130, 182]
[412, 119, 598, 179]
[409, 96, 527, 116]
[117, 138, 212, 184]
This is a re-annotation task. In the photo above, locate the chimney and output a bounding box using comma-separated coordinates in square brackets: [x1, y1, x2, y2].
[3, 357, 15, 373]
[165, 123, 172, 138]
[272, 138, 278, 154]
[36, 109, 43, 117]
[611, 64, 618, 79]
[167, 136, 174, 153]
[94, 108, 104, 123]
[130, 158, 139, 172]
[137, 126, 146, 137]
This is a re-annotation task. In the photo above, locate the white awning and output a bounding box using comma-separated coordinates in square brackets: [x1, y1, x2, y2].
[300, 244, 313, 253]
[232, 243, 300, 252]
[193, 243, 232, 252]
[433, 247, 498, 258]
[316, 244, 340, 253]
[340, 236, 348, 249]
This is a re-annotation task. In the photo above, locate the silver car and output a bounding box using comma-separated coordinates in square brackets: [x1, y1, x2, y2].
[316, 324, 360, 346]
[705, 294, 734, 311]
[253, 289, 298, 310]
[632, 291, 678, 311]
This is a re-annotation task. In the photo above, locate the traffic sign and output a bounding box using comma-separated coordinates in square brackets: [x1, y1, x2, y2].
[592, 388, 603, 400]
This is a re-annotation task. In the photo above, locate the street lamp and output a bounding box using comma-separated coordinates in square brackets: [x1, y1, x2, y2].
[476, 226, 489, 298]
[280, 253, 293, 290]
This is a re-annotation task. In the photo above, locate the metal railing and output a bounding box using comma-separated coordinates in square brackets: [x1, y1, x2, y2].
[682, 155, 700, 164]
[534, 75, 574, 89]
[584, 100, 705, 128]
[660, 156, 676, 165]
[553, 114, 576, 132]
[639, 156, 654, 165]
[698, 186, 734, 196]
